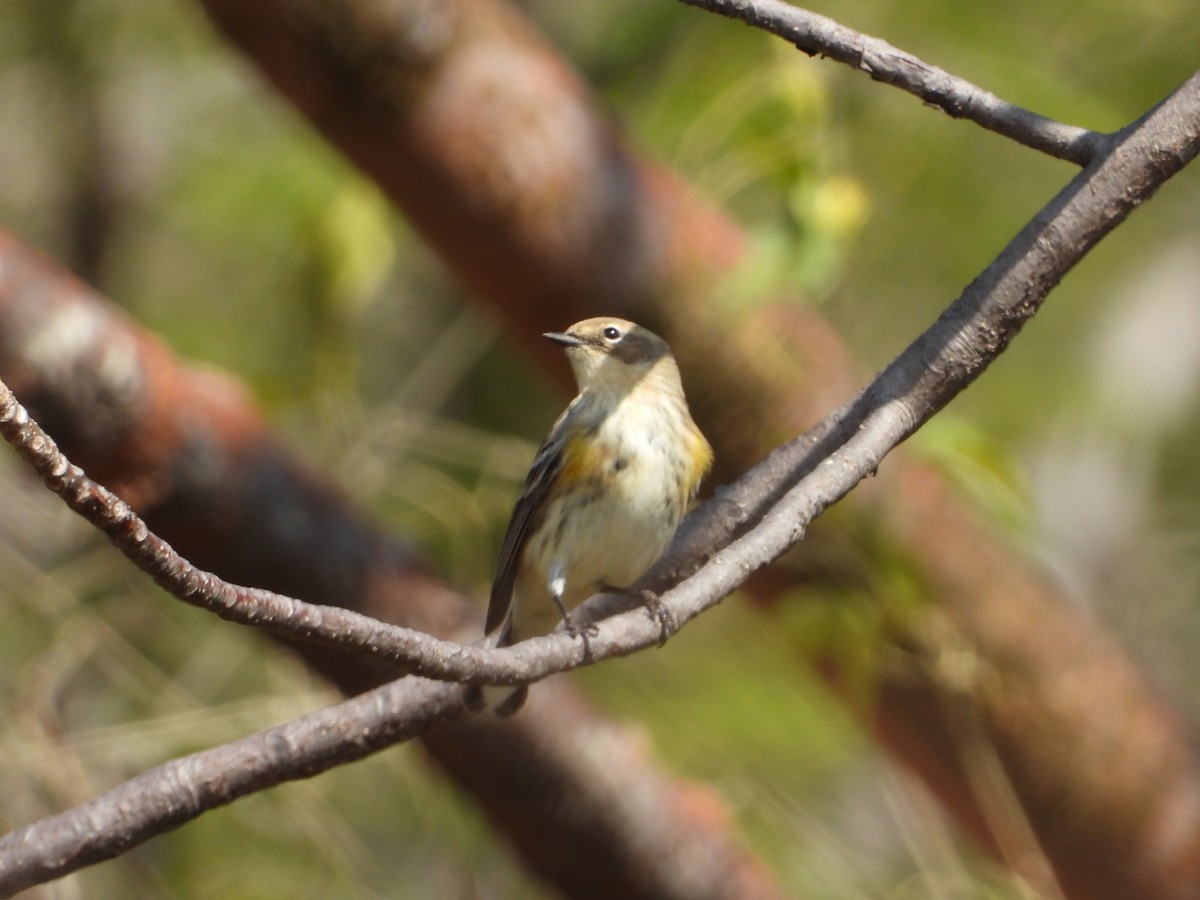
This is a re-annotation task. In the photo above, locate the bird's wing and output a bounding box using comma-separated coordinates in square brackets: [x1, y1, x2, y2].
[484, 423, 568, 645]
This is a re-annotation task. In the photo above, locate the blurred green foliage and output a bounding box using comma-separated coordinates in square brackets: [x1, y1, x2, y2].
[1, 0, 1198, 897]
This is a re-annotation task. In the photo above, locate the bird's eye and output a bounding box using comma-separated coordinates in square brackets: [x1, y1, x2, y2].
[602, 326, 621, 341]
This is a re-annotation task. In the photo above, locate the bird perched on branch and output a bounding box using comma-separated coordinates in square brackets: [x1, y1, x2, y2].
[480, 317, 712, 714]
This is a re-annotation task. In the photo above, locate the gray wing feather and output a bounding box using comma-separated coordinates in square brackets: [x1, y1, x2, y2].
[484, 434, 564, 645]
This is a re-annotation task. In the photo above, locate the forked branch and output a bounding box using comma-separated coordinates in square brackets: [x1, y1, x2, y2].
[681, 0, 1106, 164]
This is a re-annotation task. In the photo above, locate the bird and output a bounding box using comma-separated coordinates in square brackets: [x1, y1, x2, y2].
[480, 316, 712, 713]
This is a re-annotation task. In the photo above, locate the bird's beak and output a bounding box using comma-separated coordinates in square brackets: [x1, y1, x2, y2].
[544, 331, 583, 348]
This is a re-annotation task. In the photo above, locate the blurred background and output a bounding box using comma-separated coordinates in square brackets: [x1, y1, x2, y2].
[0, 0, 1198, 896]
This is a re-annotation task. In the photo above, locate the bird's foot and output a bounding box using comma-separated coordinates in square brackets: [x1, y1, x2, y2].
[600, 584, 676, 647]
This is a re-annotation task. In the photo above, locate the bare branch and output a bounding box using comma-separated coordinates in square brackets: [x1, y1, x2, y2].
[680, 0, 1106, 165]
[0, 676, 466, 898]
[659, 71, 1200, 573]
[1, 68, 1194, 896]
[0, 383, 491, 678]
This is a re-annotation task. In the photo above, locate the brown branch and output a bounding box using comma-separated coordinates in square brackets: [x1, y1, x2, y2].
[679, 0, 1105, 165]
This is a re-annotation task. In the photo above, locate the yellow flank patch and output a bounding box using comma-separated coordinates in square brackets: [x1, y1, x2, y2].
[559, 432, 612, 484]
[684, 428, 714, 496]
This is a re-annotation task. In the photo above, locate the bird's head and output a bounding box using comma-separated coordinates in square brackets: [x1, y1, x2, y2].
[544, 317, 674, 397]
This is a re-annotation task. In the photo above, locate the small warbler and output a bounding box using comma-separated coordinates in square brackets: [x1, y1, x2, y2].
[481, 317, 712, 713]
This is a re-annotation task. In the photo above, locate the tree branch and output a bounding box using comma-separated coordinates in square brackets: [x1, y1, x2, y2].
[2, 67, 1195, 896]
[680, 0, 1106, 165]
[0, 676, 466, 898]
[0, 386, 488, 679]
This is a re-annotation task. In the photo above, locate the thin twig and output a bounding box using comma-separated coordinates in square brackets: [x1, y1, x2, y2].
[680, 0, 1106, 165]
